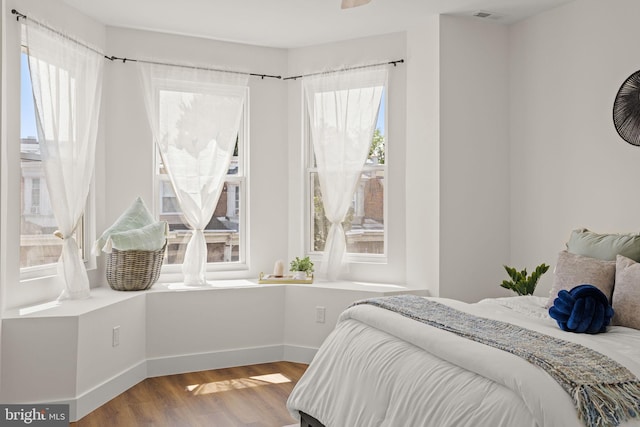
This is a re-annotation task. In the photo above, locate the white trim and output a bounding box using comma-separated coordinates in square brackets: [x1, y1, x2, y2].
[74, 360, 147, 421]
[25, 360, 147, 422]
[146, 345, 285, 378]
[303, 84, 389, 261]
[283, 345, 317, 364]
[152, 90, 250, 273]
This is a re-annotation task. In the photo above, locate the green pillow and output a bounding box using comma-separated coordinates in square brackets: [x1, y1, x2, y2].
[107, 221, 167, 252]
[93, 197, 155, 255]
[566, 228, 640, 262]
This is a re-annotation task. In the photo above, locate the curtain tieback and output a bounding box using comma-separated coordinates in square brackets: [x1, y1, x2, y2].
[54, 230, 76, 240]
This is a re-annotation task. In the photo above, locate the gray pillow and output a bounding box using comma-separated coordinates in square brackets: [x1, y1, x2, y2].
[546, 250, 615, 308]
[612, 255, 640, 330]
[566, 228, 640, 262]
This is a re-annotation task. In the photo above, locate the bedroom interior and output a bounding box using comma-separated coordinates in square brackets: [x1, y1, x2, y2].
[1, 0, 640, 425]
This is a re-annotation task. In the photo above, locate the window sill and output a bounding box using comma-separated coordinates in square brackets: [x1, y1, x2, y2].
[286, 278, 407, 293]
[307, 253, 388, 265]
[3, 278, 420, 319]
[2, 286, 141, 319]
[149, 279, 262, 291]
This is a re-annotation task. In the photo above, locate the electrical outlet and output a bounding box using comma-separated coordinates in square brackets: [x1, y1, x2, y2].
[315, 306, 326, 323]
[112, 326, 120, 347]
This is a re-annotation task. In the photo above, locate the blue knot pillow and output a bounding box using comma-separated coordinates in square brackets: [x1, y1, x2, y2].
[548, 284, 614, 334]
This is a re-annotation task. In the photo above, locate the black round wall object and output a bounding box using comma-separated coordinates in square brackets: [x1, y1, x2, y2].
[613, 70, 640, 146]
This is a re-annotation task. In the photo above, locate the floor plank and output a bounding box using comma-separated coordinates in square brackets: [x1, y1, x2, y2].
[71, 361, 308, 427]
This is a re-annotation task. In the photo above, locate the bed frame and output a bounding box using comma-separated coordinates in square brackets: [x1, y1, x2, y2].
[300, 411, 325, 427]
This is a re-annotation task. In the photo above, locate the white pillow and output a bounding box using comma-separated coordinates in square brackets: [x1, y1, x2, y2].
[104, 221, 168, 253]
[546, 251, 615, 308]
[612, 255, 640, 330]
[93, 197, 155, 255]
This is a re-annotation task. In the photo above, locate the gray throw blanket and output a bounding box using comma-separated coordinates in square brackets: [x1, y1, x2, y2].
[352, 295, 640, 427]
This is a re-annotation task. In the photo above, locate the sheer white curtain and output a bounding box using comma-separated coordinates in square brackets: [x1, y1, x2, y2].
[304, 66, 387, 280]
[138, 63, 247, 285]
[24, 20, 104, 300]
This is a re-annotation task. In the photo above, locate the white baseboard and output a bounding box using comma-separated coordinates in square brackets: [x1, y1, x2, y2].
[64, 345, 317, 421]
[44, 360, 147, 422]
[283, 344, 317, 364]
[146, 345, 285, 377]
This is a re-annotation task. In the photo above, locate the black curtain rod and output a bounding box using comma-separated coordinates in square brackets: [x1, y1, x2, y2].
[12, 8, 109, 59]
[107, 56, 282, 80]
[12, 8, 282, 80]
[282, 59, 405, 81]
[11, 8, 25, 21]
[12, 8, 402, 82]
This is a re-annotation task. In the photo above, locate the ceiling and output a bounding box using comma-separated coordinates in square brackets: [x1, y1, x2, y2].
[60, 0, 575, 49]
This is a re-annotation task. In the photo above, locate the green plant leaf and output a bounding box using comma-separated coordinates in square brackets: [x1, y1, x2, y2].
[500, 263, 549, 296]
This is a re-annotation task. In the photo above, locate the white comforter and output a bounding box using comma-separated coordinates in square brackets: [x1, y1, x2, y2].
[287, 296, 640, 427]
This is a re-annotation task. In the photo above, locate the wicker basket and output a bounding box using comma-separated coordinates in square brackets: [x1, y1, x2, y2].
[106, 244, 166, 291]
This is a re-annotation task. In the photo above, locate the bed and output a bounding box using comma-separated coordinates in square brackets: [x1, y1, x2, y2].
[286, 294, 640, 427]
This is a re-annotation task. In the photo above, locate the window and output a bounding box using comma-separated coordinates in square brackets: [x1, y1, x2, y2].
[20, 51, 59, 269]
[306, 89, 387, 259]
[30, 178, 41, 214]
[19, 50, 88, 272]
[155, 116, 247, 267]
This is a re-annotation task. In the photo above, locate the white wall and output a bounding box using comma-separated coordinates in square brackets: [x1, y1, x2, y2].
[405, 18, 441, 295]
[283, 283, 421, 352]
[0, 290, 147, 419]
[509, 0, 640, 297]
[0, 0, 5, 389]
[438, 16, 511, 302]
[1, 316, 79, 401]
[145, 286, 285, 368]
[76, 296, 146, 399]
[404, 15, 511, 302]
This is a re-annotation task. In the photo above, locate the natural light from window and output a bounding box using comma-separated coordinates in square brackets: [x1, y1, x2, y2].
[155, 89, 246, 267]
[308, 89, 387, 258]
[185, 373, 291, 396]
[20, 51, 69, 269]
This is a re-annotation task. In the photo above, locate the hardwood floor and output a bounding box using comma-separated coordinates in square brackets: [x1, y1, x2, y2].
[70, 361, 308, 427]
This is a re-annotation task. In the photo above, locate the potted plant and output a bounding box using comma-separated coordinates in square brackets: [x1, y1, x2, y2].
[500, 263, 549, 296]
[290, 256, 314, 280]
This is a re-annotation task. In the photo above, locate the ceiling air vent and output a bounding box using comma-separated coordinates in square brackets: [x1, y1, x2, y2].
[473, 10, 504, 20]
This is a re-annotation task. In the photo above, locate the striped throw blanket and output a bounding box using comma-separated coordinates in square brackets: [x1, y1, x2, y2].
[352, 295, 640, 427]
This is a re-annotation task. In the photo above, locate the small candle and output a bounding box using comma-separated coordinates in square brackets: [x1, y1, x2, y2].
[273, 260, 285, 277]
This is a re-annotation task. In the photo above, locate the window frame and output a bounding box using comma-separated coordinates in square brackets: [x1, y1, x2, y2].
[152, 85, 250, 274]
[19, 47, 92, 281]
[303, 85, 388, 264]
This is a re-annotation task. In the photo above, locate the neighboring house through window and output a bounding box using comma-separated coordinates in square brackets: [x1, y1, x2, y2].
[30, 177, 41, 214]
[20, 50, 87, 272]
[306, 85, 387, 262]
[156, 118, 247, 267]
